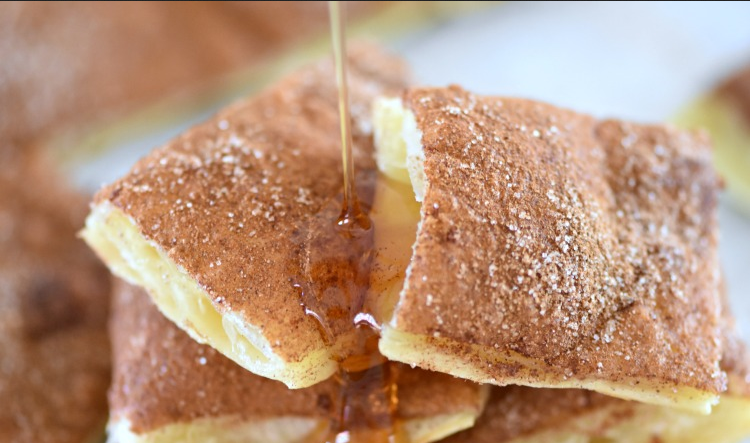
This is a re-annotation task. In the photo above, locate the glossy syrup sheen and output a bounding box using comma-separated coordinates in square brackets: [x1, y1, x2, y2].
[293, 2, 404, 443]
[293, 184, 404, 443]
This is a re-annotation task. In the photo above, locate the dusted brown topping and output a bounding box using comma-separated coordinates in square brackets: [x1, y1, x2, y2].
[441, 386, 623, 443]
[109, 280, 334, 432]
[395, 86, 723, 393]
[396, 368, 484, 420]
[441, 331, 750, 443]
[442, 289, 750, 443]
[110, 280, 484, 433]
[716, 64, 750, 126]
[94, 44, 410, 365]
[0, 1, 386, 147]
[0, 150, 111, 443]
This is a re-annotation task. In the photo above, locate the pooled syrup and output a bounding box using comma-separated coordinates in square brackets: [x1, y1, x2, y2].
[295, 2, 402, 442]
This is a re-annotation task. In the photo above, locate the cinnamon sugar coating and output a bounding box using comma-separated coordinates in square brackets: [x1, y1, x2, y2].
[442, 296, 750, 443]
[110, 280, 483, 434]
[394, 86, 724, 395]
[110, 280, 331, 433]
[93, 45, 410, 366]
[442, 386, 622, 443]
[0, 150, 111, 443]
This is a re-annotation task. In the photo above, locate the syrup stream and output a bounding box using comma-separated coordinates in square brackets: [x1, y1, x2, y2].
[330, 0, 370, 231]
[295, 3, 402, 442]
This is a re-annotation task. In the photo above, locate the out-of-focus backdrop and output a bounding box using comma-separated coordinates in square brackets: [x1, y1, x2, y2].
[3, 0, 750, 415]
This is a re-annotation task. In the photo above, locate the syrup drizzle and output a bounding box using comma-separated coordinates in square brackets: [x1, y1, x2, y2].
[293, 2, 402, 442]
[330, 0, 370, 232]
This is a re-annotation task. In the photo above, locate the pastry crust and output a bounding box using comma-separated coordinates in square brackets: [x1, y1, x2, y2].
[442, 298, 750, 443]
[107, 280, 487, 443]
[442, 386, 750, 443]
[83, 44, 411, 388]
[376, 86, 724, 413]
[0, 150, 111, 443]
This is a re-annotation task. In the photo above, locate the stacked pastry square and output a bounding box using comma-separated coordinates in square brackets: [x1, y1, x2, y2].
[81, 45, 750, 443]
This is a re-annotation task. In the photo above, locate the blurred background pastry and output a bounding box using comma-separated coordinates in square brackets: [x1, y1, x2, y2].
[676, 63, 750, 216]
[0, 149, 111, 443]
